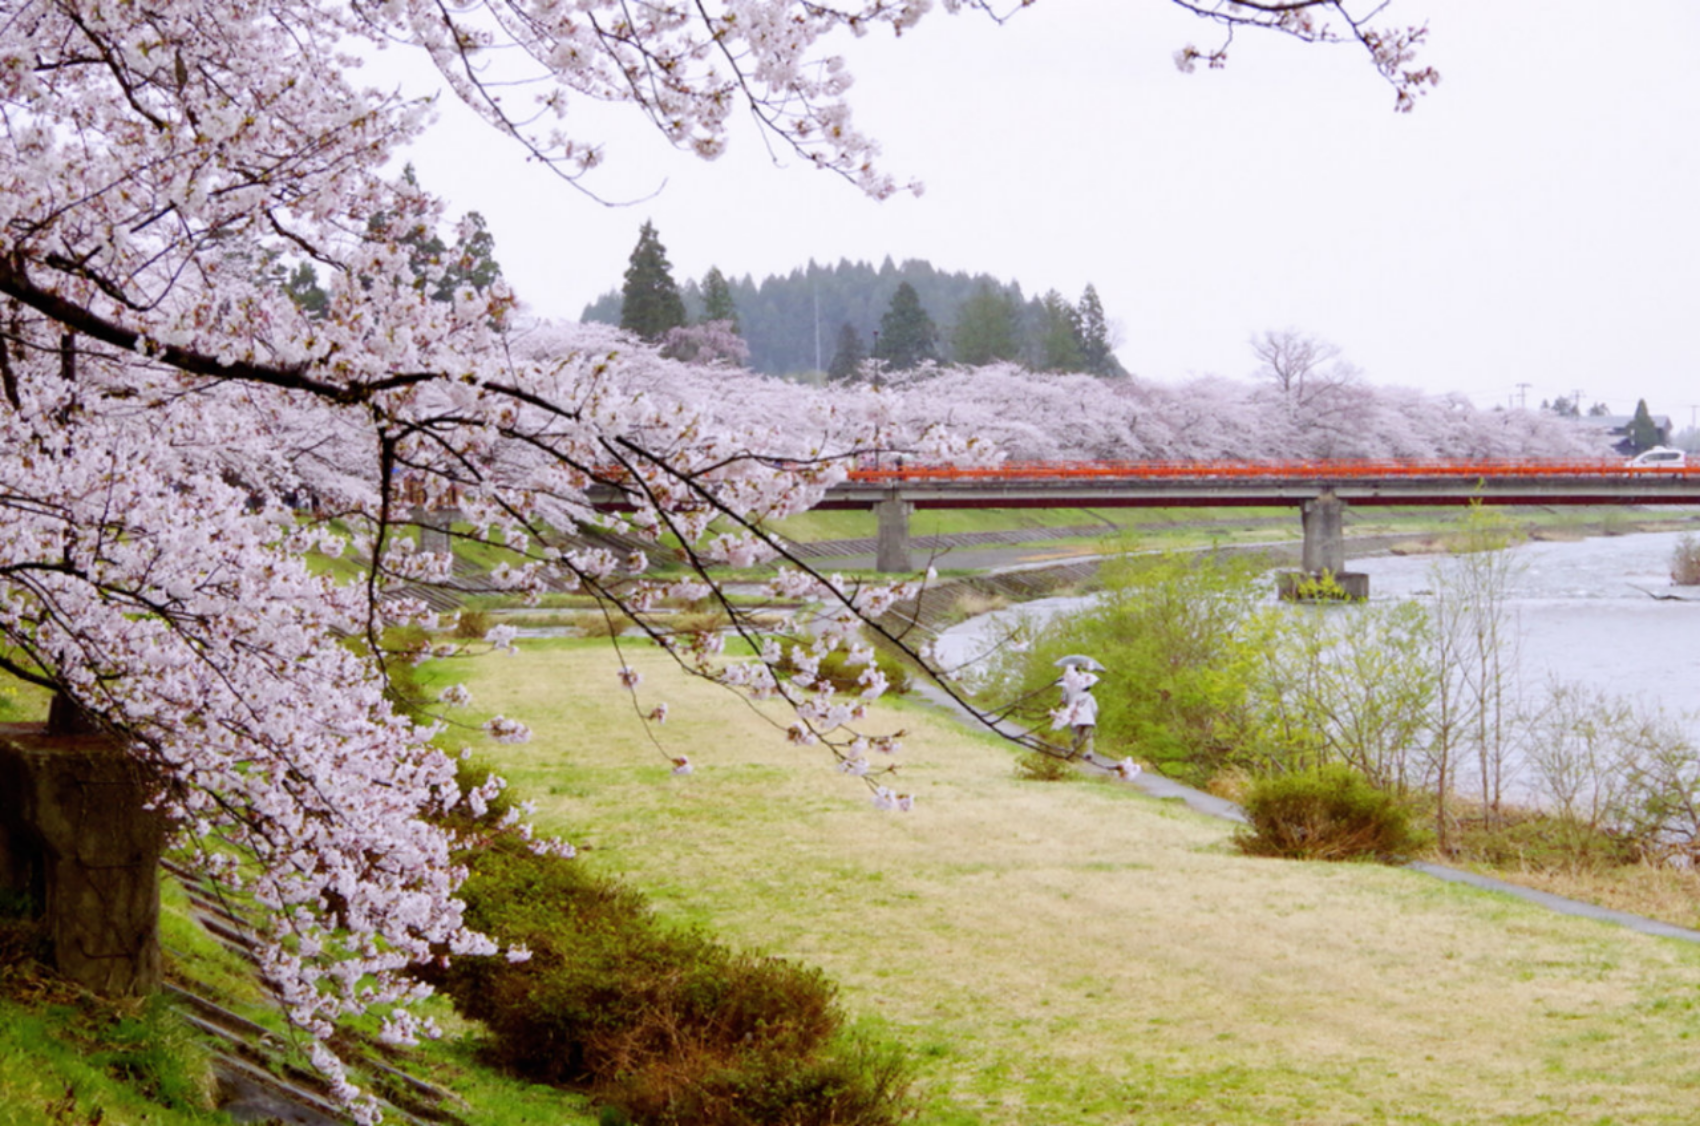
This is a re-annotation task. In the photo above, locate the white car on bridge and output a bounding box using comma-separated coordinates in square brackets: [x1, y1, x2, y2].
[1627, 446, 1686, 469]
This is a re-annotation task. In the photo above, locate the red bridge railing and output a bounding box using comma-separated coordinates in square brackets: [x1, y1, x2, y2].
[845, 459, 1700, 484]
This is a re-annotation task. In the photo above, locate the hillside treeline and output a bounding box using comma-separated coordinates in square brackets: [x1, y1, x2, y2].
[581, 257, 1118, 378]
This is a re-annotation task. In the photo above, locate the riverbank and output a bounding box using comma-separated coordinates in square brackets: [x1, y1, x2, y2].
[907, 520, 1700, 936]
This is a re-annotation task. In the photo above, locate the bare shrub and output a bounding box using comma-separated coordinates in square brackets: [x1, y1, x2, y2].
[1670, 534, 1700, 585]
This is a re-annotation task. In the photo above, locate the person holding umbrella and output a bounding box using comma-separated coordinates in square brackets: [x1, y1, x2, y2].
[1051, 655, 1103, 759]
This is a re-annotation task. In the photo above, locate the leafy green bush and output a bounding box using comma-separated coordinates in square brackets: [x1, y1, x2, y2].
[417, 830, 917, 1125]
[1236, 765, 1423, 862]
[1276, 569, 1358, 602]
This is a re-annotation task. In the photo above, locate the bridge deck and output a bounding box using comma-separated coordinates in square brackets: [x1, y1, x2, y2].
[825, 460, 1700, 509]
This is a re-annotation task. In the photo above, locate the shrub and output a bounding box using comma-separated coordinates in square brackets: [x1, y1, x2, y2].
[1013, 750, 1076, 781]
[603, 1033, 917, 1127]
[1671, 534, 1700, 585]
[1441, 804, 1636, 871]
[574, 608, 638, 637]
[454, 607, 494, 639]
[416, 833, 917, 1125]
[1236, 765, 1422, 862]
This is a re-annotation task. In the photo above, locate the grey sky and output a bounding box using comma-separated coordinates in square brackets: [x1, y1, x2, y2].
[389, 1, 1700, 419]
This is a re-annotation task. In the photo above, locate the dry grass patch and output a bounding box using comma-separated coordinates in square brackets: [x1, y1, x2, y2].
[1476, 863, 1700, 932]
[446, 639, 1700, 1124]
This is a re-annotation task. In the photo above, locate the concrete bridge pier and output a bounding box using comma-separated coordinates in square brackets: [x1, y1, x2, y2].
[411, 505, 454, 556]
[875, 492, 913, 573]
[1289, 490, 1369, 599]
[1301, 491, 1346, 574]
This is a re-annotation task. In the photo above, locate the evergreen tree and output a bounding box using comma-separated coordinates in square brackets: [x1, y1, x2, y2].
[950, 283, 1021, 366]
[620, 220, 687, 341]
[873, 281, 938, 370]
[700, 266, 739, 332]
[827, 322, 866, 382]
[1075, 283, 1119, 376]
[280, 261, 329, 317]
[366, 170, 505, 308]
[1630, 398, 1663, 451]
[440, 211, 503, 299]
[579, 289, 623, 324]
[1033, 290, 1084, 372]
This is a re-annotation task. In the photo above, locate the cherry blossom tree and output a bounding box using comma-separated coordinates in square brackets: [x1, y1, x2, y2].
[846, 363, 1602, 464]
[0, 0, 1440, 1116]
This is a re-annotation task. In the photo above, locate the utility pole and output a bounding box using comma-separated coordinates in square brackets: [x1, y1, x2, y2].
[1515, 382, 1531, 410]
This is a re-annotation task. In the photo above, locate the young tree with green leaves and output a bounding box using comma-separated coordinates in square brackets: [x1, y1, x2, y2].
[620, 220, 687, 341]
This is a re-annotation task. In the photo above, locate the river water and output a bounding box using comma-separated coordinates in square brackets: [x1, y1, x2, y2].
[935, 528, 1700, 753]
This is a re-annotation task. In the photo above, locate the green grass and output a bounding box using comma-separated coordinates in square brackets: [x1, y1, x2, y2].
[0, 674, 50, 724]
[443, 639, 1700, 1125]
[0, 993, 226, 1126]
[0, 853, 599, 1125]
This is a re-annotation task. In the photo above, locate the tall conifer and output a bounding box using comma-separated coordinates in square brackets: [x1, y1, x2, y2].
[620, 220, 687, 341]
[873, 282, 938, 370]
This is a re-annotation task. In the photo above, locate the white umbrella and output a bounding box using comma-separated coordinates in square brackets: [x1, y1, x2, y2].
[1053, 654, 1105, 672]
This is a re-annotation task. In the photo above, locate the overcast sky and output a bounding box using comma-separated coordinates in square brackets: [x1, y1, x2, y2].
[385, 1, 1700, 421]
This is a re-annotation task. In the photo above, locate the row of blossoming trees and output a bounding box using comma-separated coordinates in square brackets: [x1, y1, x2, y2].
[0, 0, 1446, 1117]
[518, 323, 1605, 465]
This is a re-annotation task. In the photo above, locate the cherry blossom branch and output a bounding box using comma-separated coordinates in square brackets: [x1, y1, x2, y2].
[1170, 0, 1437, 110]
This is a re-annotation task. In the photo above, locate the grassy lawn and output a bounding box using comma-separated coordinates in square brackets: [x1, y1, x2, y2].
[443, 639, 1700, 1125]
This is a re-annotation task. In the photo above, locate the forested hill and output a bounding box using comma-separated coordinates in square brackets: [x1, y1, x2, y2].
[579, 256, 1117, 377]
